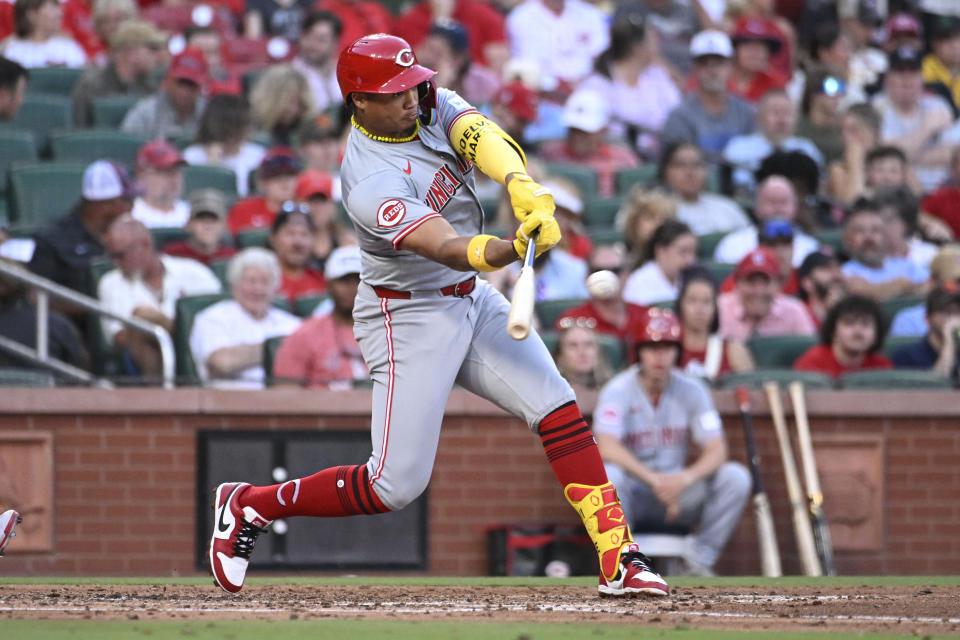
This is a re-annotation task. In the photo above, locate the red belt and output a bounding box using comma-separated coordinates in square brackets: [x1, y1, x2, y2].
[372, 277, 476, 299]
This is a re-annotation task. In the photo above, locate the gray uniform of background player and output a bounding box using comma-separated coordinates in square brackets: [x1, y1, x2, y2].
[593, 366, 750, 570]
[340, 88, 574, 511]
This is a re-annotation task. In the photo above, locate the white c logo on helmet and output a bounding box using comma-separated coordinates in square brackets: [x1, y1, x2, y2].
[395, 48, 415, 67]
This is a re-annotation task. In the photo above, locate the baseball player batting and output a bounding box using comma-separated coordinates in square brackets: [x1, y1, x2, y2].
[209, 34, 669, 598]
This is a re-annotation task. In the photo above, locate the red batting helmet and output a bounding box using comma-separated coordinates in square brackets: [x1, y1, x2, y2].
[337, 33, 436, 99]
[632, 308, 683, 347]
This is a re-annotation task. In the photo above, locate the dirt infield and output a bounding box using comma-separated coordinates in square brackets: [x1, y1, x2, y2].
[2, 583, 959, 635]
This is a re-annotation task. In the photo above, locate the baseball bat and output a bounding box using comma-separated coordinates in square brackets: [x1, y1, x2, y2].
[735, 387, 783, 577]
[764, 382, 822, 576]
[507, 234, 537, 340]
[788, 381, 837, 576]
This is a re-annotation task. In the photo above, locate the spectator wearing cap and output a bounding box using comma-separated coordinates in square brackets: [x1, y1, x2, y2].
[555, 269, 649, 342]
[882, 13, 925, 54]
[727, 17, 787, 103]
[72, 20, 164, 127]
[183, 25, 242, 97]
[296, 169, 356, 271]
[891, 285, 960, 377]
[920, 147, 960, 241]
[579, 15, 682, 159]
[415, 19, 500, 107]
[250, 65, 316, 147]
[722, 89, 823, 197]
[539, 89, 641, 198]
[291, 11, 343, 113]
[0, 56, 27, 121]
[541, 177, 591, 260]
[130, 141, 190, 229]
[796, 250, 846, 329]
[2, 0, 86, 68]
[489, 80, 538, 146]
[190, 247, 301, 389]
[875, 185, 937, 272]
[506, 0, 609, 90]
[713, 175, 819, 267]
[184, 94, 266, 197]
[163, 189, 238, 266]
[623, 220, 697, 306]
[272, 245, 367, 389]
[612, 0, 702, 76]
[922, 17, 960, 111]
[121, 48, 209, 141]
[99, 216, 221, 378]
[676, 265, 754, 380]
[227, 147, 301, 235]
[269, 202, 326, 304]
[872, 45, 954, 192]
[794, 294, 891, 377]
[889, 244, 960, 337]
[245, 0, 313, 41]
[842, 198, 930, 302]
[660, 31, 755, 163]
[395, 0, 508, 70]
[720, 219, 798, 295]
[29, 160, 136, 295]
[717, 246, 816, 341]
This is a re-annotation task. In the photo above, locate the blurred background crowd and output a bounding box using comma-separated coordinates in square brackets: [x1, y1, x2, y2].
[1, 0, 959, 393]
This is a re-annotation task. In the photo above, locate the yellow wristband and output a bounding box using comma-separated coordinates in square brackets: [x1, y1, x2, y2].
[467, 234, 498, 272]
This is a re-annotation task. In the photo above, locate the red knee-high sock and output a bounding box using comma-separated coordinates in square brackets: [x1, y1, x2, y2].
[538, 401, 608, 487]
[239, 464, 389, 520]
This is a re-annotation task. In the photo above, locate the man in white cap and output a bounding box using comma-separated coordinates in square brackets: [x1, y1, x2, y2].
[660, 30, 755, 163]
[539, 89, 641, 197]
[29, 159, 137, 295]
[271, 245, 368, 389]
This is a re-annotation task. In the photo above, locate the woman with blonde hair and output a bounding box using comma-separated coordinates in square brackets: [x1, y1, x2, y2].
[553, 319, 614, 393]
[618, 186, 678, 268]
[250, 64, 317, 146]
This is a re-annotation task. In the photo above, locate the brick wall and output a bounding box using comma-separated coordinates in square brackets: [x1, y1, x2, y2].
[0, 388, 957, 576]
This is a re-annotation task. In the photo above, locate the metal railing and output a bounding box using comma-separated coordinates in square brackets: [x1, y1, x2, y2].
[0, 259, 175, 388]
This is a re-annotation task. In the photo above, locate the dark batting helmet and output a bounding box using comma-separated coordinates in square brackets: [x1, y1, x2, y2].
[336, 33, 438, 123]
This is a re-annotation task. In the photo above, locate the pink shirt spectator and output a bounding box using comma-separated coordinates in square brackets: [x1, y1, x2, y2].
[716, 291, 816, 341]
[272, 314, 366, 389]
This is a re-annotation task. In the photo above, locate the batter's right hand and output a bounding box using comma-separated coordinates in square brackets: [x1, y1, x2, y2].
[507, 174, 555, 222]
[513, 210, 561, 258]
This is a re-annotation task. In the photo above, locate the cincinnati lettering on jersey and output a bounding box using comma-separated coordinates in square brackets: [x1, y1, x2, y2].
[624, 426, 689, 451]
[422, 165, 464, 213]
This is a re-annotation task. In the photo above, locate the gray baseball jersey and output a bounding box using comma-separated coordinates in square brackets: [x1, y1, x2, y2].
[340, 88, 575, 511]
[593, 366, 724, 473]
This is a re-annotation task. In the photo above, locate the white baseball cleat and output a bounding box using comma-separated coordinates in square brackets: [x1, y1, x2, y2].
[0, 510, 21, 557]
[209, 483, 271, 593]
[598, 543, 670, 597]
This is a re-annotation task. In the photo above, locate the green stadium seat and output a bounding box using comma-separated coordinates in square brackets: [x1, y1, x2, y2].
[235, 227, 270, 249]
[882, 335, 919, 359]
[837, 369, 953, 389]
[264, 335, 286, 386]
[881, 296, 925, 322]
[540, 330, 627, 371]
[650, 299, 676, 310]
[209, 258, 230, 289]
[0, 368, 56, 387]
[696, 231, 728, 260]
[91, 96, 141, 128]
[150, 227, 190, 249]
[9, 94, 72, 152]
[614, 165, 657, 195]
[26, 67, 85, 97]
[0, 129, 37, 215]
[587, 227, 624, 246]
[702, 261, 735, 285]
[535, 297, 587, 330]
[173, 293, 229, 383]
[747, 335, 818, 368]
[293, 293, 330, 317]
[714, 368, 835, 390]
[8, 163, 85, 227]
[50, 130, 148, 169]
[814, 228, 843, 252]
[544, 163, 598, 199]
[582, 196, 623, 228]
[184, 165, 238, 198]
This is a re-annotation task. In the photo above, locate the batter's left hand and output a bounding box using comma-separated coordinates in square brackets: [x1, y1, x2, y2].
[513, 210, 561, 258]
[506, 174, 555, 223]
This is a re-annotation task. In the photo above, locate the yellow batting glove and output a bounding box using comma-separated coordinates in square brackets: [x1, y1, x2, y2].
[513, 210, 561, 259]
[507, 174, 555, 223]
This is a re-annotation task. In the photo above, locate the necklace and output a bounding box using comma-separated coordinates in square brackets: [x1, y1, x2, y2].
[351, 115, 419, 143]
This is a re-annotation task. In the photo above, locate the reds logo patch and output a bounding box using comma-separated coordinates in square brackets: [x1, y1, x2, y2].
[377, 199, 406, 228]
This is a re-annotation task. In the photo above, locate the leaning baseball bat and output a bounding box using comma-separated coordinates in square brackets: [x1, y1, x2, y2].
[736, 387, 782, 577]
[507, 234, 537, 340]
[764, 382, 822, 576]
[788, 381, 836, 576]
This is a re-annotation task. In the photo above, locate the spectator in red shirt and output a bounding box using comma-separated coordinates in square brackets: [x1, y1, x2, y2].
[62, 0, 135, 65]
[272, 245, 367, 388]
[554, 269, 647, 343]
[920, 147, 960, 242]
[269, 202, 326, 303]
[393, 0, 508, 70]
[539, 88, 641, 198]
[794, 294, 892, 378]
[727, 17, 787, 103]
[720, 220, 798, 295]
[227, 147, 302, 235]
[489, 79, 539, 146]
[796, 250, 846, 329]
[163, 189, 238, 266]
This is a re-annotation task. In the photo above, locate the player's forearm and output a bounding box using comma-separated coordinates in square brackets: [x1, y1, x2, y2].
[596, 433, 657, 485]
[430, 236, 519, 271]
[684, 437, 727, 484]
[206, 344, 262, 378]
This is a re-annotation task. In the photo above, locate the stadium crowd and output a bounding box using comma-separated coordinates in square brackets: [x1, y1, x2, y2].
[0, 0, 959, 392]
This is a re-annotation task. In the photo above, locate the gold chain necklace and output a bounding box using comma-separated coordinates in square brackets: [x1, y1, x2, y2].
[351, 115, 420, 143]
